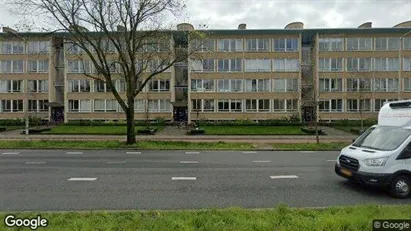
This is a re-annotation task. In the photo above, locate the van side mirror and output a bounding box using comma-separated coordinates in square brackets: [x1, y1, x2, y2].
[352, 139, 355, 143]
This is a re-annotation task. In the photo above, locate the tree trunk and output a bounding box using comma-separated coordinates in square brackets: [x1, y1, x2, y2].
[125, 106, 136, 144]
[314, 107, 319, 144]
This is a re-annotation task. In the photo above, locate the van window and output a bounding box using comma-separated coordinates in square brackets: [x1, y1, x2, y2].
[352, 126, 411, 151]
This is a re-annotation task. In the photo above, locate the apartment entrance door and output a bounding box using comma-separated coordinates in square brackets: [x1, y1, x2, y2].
[51, 107, 64, 124]
[303, 106, 315, 123]
[173, 107, 188, 122]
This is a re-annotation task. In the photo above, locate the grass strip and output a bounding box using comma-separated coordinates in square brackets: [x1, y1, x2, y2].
[0, 204, 410, 231]
[202, 126, 306, 135]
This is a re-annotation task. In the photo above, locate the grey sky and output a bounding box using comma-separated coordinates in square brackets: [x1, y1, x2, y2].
[0, 0, 410, 30]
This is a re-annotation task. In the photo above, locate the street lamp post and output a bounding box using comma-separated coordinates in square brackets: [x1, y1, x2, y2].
[399, 30, 411, 100]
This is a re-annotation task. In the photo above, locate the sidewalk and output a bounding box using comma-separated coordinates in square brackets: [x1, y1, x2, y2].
[0, 134, 356, 143]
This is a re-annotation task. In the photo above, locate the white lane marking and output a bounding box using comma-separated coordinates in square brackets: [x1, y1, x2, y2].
[270, 175, 299, 179]
[68, 178, 97, 181]
[107, 161, 126, 164]
[25, 161, 46, 164]
[126, 152, 141, 154]
[1, 152, 19, 155]
[171, 177, 196, 181]
[185, 152, 199, 154]
[66, 152, 83, 155]
[243, 151, 257, 154]
[252, 160, 271, 163]
[180, 161, 199, 164]
[326, 160, 337, 162]
[301, 151, 315, 153]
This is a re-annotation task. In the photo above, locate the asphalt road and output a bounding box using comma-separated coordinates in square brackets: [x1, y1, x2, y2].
[0, 149, 409, 211]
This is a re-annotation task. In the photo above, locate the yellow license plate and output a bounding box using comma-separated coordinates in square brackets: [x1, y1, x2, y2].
[340, 168, 352, 177]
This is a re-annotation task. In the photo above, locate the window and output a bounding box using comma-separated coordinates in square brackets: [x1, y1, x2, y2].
[29, 100, 49, 112]
[0, 100, 23, 112]
[319, 78, 342, 92]
[387, 58, 399, 71]
[230, 99, 242, 112]
[319, 38, 343, 51]
[374, 78, 398, 92]
[347, 99, 371, 112]
[245, 79, 270, 92]
[149, 79, 170, 92]
[217, 79, 230, 92]
[246, 39, 269, 52]
[319, 58, 342, 72]
[245, 99, 257, 112]
[191, 79, 214, 92]
[115, 79, 125, 92]
[286, 99, 298, 112]
[346, 38, 372, 51]
[346, 58, 372, 71]
[203, 99, 215, 112]
[258, 99, 270, 112]
[230, 79, 243, 92]
[67, 60, 93, 73]
[191, 99, 202, 112]
[273, 79, 286, 92]
[273, 59, 299, 71]
[319, 99, 343, 112]
[218, 39, 243, 52]
[376, 37, 400, 50]
[244, 59, 271, 72]
[217, 59, 229, 72]
[28, 41, 50, 53]
[191, 79, 202, 92]
[273, 99, 285, 111]
[404, 37, 411, 50]
[1, 42, 24, 54]
[286, 79, 299, 92]
[273, 38, 298, 52]
[190, 59, 215, 72]
[217, 99, 230, 112]
[346, 78, 371, 92]
[94, 80, 105, 92]
[403, 58, 411, 71]
[374, 99, 396, 111]
[28, 60, 49, 73]
[28, 80, 48, 93]
[0, 80, 22, 93]
[404, 78, 411, 91]
[374, 58, 398, 71]
[191, 39, 215, 52]
[134, 99, 145, 112]
[1, 60, 25, 73]
[66, 43, 85, 54]
[93, 99, 105, 112]
[106, 100, 117, 112]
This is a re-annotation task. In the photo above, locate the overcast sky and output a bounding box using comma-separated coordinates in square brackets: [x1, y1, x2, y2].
[0, 0, 410, 30]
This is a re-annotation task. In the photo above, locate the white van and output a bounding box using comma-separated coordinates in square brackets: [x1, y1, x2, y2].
[335, 100, 411, 198]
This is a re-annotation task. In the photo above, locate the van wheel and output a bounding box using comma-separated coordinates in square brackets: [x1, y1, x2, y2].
[389, 175, 411, 199]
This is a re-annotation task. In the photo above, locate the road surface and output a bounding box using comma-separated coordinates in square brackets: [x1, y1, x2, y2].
[0, 149, 409, 211]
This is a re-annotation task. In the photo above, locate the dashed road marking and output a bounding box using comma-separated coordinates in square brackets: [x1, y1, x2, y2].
[68, 178, 97, 181]
[301, 151, 315, 153]
[326, 160, 337, 162]
[252, 160, 271, 163]
[107, 161, 126, 164]
[126, 152, 141, 154]
[66, 152, 83, 155]
[171, 177, 196, 181]
[180, 161, 199, 164]
[1, 152, 19, 155]
[25, 161, 46, 164]
[185, 152, 199, 154]
[270, 175, 299, 179]
[243, 151, 257, 154]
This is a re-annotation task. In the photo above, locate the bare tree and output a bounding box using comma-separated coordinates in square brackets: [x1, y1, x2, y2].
[10, 0, 205, 144]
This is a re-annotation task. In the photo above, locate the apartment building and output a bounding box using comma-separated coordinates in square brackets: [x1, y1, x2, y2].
[0, 21, 410, 123]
